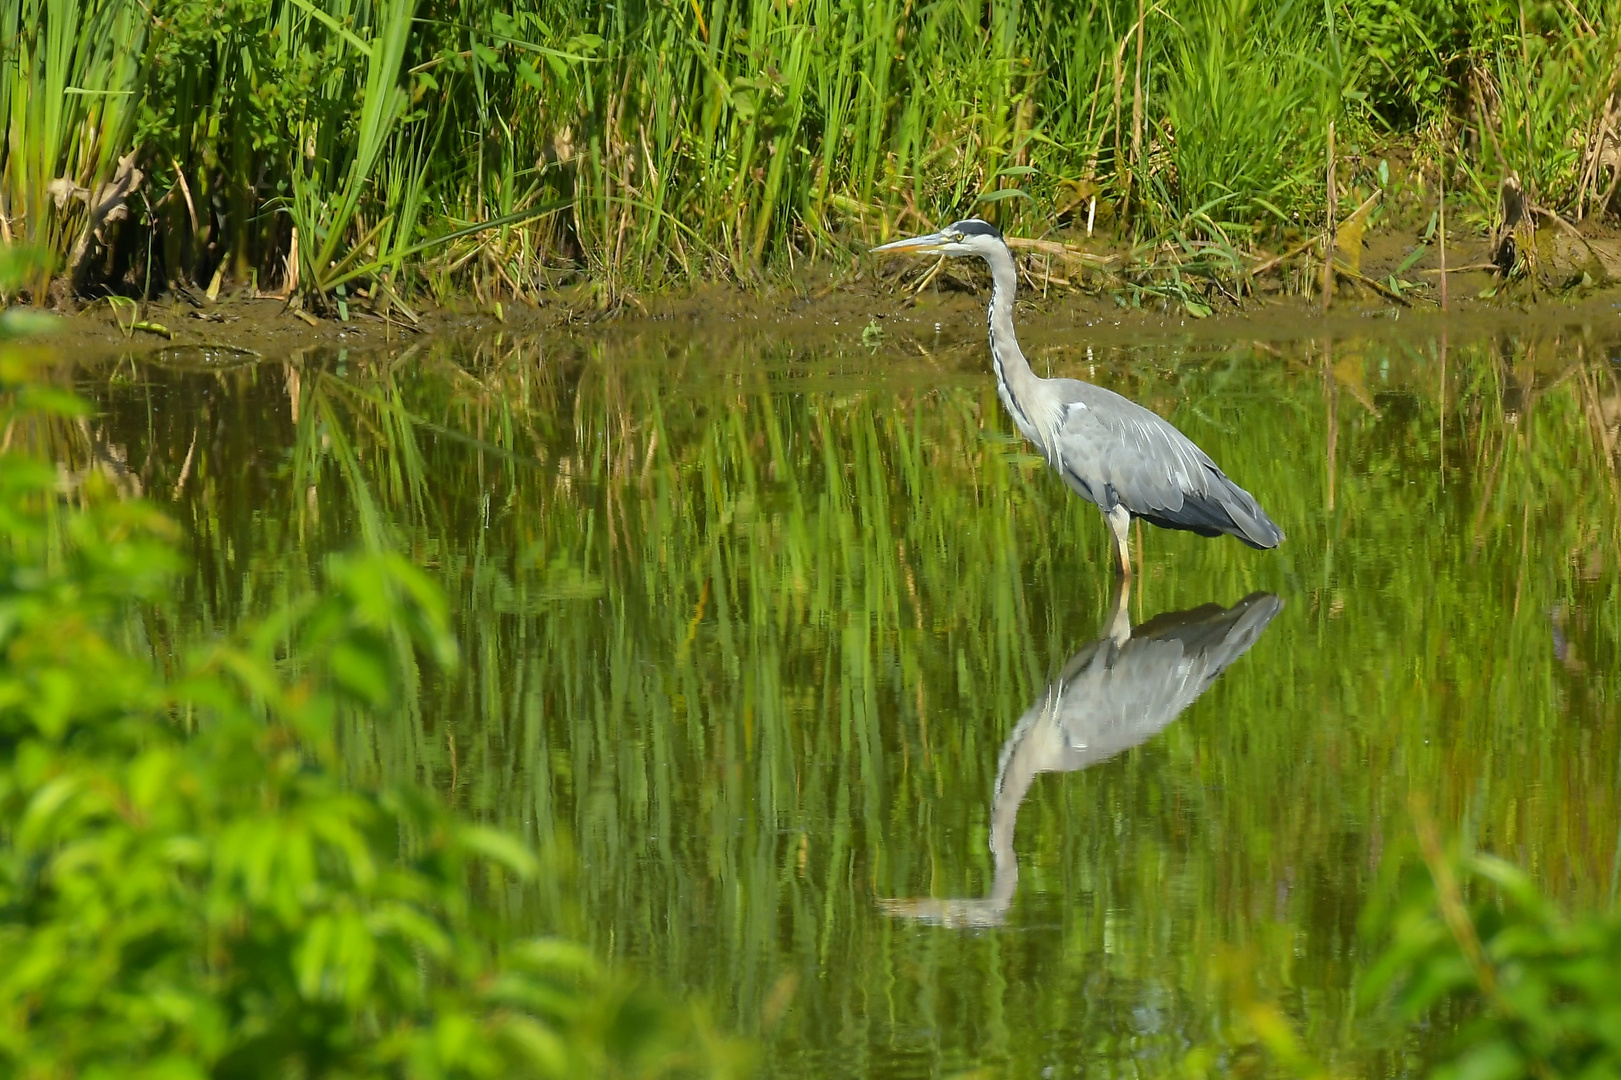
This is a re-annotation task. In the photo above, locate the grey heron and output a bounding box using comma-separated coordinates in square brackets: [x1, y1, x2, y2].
[873, 219, 1284, 576]
[880, 584, 1283, 927]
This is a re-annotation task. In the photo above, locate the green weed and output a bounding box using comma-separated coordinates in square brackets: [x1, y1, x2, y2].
[0, 0, 1618, 300]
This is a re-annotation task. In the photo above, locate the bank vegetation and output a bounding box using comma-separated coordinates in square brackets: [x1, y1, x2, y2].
[1, 0, 1619, 315]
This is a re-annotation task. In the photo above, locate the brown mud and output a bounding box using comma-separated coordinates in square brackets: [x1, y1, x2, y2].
[28, 227, 1621, 362]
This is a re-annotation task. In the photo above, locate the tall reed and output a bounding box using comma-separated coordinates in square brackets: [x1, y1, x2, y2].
[0, 0, 1617, 300]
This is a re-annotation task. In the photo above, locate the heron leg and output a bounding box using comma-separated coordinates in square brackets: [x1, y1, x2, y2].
[1104, 573, 1132, 647]
[1104, 504, 1134, 578]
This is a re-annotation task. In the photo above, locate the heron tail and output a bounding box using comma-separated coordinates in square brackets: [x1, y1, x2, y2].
[1135, 470, 1285, 549]
[1211, 473, 1285, 549]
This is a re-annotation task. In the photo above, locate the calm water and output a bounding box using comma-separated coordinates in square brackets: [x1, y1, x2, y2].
[65, 318, 1621, 1078]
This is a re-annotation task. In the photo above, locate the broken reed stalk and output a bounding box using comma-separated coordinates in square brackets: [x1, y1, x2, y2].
[1004, 236, 1119, 268]
[1111, 44, 1126, 215]
[1323, 337, 1338, 512]
[1439, 331, 1447, 486]
[1131, 0, 1145, 181]
[1250, 235, 1320, 276]
[1439, 153, 1449, 312]
[1322, 120, 1336, 312]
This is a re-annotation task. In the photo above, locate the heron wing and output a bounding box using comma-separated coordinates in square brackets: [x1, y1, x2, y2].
[1049, 380, 1284, 547]
[986, 594, 1282, 879]
[993, 593, 1282, 785]
[1039, 592, 1282, 773]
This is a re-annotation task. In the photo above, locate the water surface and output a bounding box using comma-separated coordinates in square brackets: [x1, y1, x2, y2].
[63, 318, 1621, 1078]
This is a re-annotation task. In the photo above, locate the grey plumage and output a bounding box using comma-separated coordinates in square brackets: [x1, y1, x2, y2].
[1046, 380, 1282, 548]
[880, 588, 1283, 928]
[991, 591, 1284, 808]
[874, 218, 1284, 574]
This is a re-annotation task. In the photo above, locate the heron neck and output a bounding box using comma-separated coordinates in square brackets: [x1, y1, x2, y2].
[986, 692, 1053, 912]
[987, 764, 1027, 908]
[984, 242, 1040, 430]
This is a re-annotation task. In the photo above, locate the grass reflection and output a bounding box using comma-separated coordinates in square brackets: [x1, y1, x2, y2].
[69, 322, 1621, 1078]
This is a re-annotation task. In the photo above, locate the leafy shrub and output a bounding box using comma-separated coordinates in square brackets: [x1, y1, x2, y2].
[0, 351, 741, 1077]
[1339, 0, 1471, 127]
[1361, 829, 1621, 1080]
[1338, 0, 1620, 213]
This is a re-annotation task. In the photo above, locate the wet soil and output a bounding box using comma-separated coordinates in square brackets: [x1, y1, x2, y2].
[27, 228, 1621, 362]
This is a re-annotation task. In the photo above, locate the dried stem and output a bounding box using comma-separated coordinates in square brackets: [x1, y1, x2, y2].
[1439, 153, 1449, 312]
[1322, 121, 1336, 313]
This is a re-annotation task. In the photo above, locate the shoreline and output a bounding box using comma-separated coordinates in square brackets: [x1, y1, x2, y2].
[25, 232, 1621, 362]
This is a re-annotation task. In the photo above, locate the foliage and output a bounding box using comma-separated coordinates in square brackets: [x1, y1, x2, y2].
[1361, 826, 1621, 1080]
[0, 0, 145, 296]
[1339, 0, 1472, 127]
[1, 0, 1619, 298]
[1158, 0, 1329, 234]
[0, 352, 741, 1076]
[1339, 0, 1621, 214]
[0, 246, 58, 335]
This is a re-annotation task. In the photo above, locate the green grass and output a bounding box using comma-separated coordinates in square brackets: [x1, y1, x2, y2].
[1, 0, 1618, 301]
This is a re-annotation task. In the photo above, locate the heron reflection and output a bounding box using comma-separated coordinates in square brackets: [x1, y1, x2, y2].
[882, 584, 1282, 928]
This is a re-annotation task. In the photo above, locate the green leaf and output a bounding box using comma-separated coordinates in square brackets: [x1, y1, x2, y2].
[1442, 1039, 1524, 1080]
[0, 308, 63, 339]
[975, 188, 1033, 204]
[328, 637, 394, 705]
[283, 0, 373, 58]
[458, 824, 539, 879]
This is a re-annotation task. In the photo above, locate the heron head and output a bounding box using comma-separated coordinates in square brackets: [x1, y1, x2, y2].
[871, 218, 1004, 259]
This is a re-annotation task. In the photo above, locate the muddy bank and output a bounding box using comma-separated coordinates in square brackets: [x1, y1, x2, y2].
[25, 229, 1621, 363]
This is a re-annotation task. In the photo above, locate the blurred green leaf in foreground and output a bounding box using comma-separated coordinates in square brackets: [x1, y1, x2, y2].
[1191, 809, 1621, 1080]
[0, 342, 743, 1076]
[0, 247, 59, 339]
[1358, 806, 1621, 1080]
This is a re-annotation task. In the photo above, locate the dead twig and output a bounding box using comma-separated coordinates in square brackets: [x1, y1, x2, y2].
[1439, 157, 1449, 310]
[1420, 263, 1499, 275]
[1250, 236, 1320, 276]
[1323, 120, 1337, 311]
[1332, 261, 1409, 306]
[1003, 236, 1120, 269]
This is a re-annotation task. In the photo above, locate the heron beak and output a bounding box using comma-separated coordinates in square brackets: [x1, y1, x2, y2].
[871, 231, 950, 255]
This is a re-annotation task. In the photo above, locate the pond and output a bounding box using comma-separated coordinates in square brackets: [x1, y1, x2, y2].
[63, 313, 1621, 1078]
